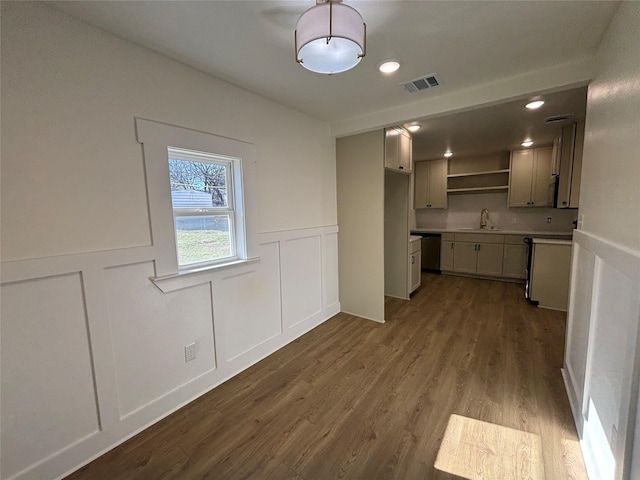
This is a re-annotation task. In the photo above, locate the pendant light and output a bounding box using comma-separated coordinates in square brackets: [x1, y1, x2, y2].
[295, 0, 366, 74]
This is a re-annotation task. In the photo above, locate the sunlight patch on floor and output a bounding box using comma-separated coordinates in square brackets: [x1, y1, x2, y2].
[435, 414, 545, 480]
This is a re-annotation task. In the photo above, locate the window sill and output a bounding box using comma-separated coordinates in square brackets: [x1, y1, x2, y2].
[150, 256, 261, 293]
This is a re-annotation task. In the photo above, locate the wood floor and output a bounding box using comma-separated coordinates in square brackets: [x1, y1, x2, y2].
[66, 274, 587, 480]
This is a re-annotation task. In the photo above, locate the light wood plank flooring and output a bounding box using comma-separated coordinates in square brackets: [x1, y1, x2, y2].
[66, 274, 587, 480]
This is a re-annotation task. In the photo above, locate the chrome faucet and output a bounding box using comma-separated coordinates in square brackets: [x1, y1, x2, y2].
[480, 208, 489, 229]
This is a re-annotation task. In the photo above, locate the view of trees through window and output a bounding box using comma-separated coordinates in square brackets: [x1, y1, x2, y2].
[168, 155, 234, 266]
[169, 159, 227, 206]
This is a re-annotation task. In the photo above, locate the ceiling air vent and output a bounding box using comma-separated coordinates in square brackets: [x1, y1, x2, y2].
[545, 114, 573, 123]
[401, 74, 440, 93]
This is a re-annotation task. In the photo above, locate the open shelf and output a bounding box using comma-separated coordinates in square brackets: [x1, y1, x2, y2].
[447, 185, 509, 194]
[446, 153, 510, 195]
[447, 168, 510, 178]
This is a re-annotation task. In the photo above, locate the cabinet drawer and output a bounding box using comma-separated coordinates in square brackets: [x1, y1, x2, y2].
[454, 233, 504, 244]
[410, 239, 421, 254]
[442, 233, 455, 241]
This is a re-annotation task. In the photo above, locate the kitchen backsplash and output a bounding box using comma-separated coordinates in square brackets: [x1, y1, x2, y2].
[413, 192, 578, 232]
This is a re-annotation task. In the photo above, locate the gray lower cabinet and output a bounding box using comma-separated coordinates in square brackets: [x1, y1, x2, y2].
[440, 232, 527, 279]
[440, 233, 455, 271]
[502, 243, 528, 279]
[410, 237, 422, 293]
[453, 241, 503, 275]
[453, 242, 478, 273]
[476, 243, 504, 276]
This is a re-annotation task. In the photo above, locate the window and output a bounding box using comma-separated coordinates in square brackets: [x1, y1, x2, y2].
[136, 118, 258, 281]
[168, 147, 239, 269]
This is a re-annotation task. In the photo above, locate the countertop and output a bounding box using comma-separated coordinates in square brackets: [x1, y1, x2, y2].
[411, 228, 574, 237]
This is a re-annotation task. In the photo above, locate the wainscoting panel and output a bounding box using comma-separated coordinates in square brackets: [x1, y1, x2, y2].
[213, 241, 282, 363]
[0, 226, 339, 480]
[280, 234, 323, 329]
[563, 230, 640, 480]
[104, 261, 216, 419]
[1, 274, 100, 480]
[564, 242, 596, 428]
[323, 232, 340, 309]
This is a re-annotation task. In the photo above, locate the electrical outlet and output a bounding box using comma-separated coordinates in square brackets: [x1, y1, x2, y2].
[546, 216, 552, 224]
[184, 343, 196, 362]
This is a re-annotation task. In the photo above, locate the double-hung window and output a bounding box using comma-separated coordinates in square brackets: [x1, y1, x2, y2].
[168, 147, 237, 269]
[136, 118, 257, 282]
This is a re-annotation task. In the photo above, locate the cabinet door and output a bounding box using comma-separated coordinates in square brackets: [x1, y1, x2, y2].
[453, 242, 477, 273]
[440, 240, 454, 271]
[410, 251, 421, 292]
[508, 150, 534, 207]
[569, 120, 584, 208]
[384, 129, 400, 170]
[551, 134, 561, 176]
[414, 161, 429, 208]
[476, 243, 504, 276]
[556, 123, 576, 208]
[415, 160, 447, 209]
[502, 244, 527, 279]
[399, 131, 412, 172]
[428, 159, 448, 208]
[531, 146, 553, 206]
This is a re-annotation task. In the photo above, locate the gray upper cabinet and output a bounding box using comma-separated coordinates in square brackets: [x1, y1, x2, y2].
[414, 159, 447, 209]
[555, 121, 584, 209]
[385, 127, 412, 173]
[508, 146, 553, 207]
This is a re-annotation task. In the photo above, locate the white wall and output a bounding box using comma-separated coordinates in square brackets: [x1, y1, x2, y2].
[0, 3, 339, 479]
[578, 4, 640, 252]
[1, 1, 336, 261]
[562, 3, 640, 480]
[415, 192, 578, 233]
[336, 131, 385, 323]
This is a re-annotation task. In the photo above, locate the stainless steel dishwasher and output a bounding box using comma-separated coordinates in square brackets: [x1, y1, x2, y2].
[420, 234, 441, 272]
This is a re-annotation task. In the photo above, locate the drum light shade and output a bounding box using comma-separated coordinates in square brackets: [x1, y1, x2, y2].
[295, 1, 366, 74]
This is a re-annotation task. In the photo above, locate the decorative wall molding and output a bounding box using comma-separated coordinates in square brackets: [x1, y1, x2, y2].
[1, 225, 339, 480]
[563, 229, 640, 480]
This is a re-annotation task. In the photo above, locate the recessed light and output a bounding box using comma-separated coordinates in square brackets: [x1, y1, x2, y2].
[378, 60, 400, 73]
[407, 125, 421, 132]
[444, 151, 453, 158]
[525, 100, 545, 110]
[521, 140, 534, 147]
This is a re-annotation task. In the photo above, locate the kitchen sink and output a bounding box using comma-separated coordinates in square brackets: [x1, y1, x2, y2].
[458, 227, 501, 231]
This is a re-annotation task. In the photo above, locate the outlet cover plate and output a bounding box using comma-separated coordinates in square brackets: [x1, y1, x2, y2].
[185, 343, 196, 362]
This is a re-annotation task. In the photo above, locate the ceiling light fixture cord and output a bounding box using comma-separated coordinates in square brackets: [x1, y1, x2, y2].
[327, 0, 332, 44]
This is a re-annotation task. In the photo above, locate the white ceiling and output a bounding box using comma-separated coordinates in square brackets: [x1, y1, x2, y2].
[411, 86, 588, 160]
[48, 1, 616, 156]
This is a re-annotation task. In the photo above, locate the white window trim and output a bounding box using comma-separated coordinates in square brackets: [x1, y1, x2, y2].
[136, 118, 259, 287]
